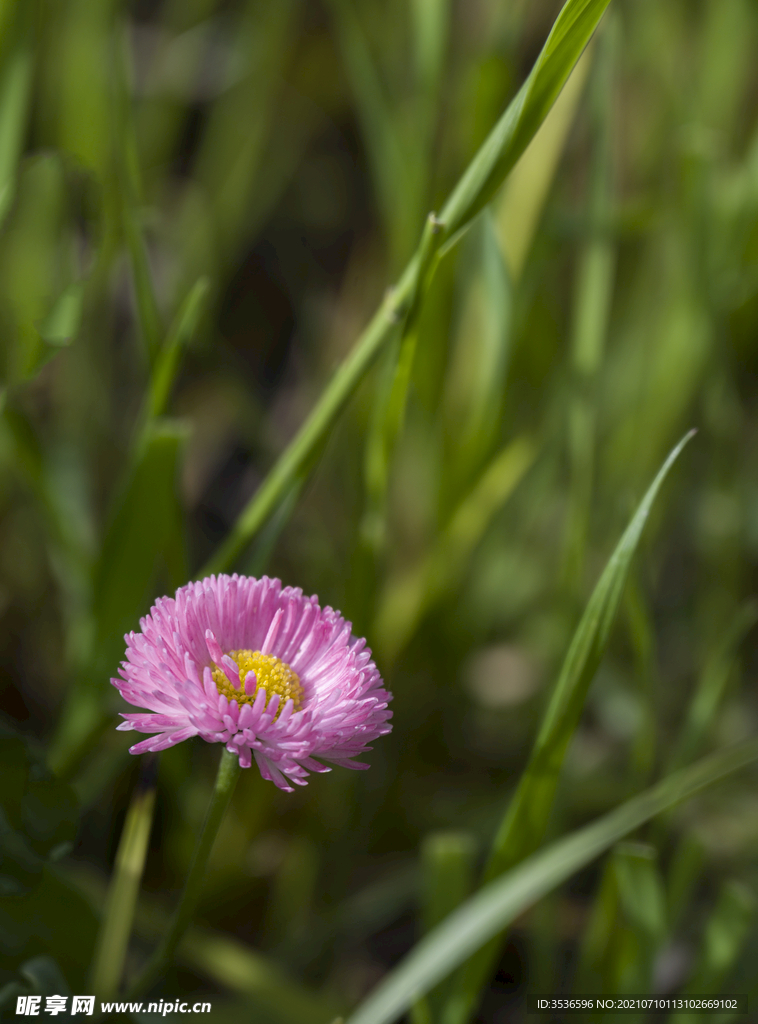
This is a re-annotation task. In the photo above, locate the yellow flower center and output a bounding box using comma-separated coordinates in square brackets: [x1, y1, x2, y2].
[212, 649, 303, 718]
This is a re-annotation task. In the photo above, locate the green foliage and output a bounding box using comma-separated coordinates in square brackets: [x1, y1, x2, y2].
[344, 739, 758, 1024]
[2, 0, 758, 1018]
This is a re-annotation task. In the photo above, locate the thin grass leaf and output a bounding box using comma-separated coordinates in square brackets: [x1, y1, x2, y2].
[189, 0, 298, 265]
[439, 0, 612, 246]
[0, 29, 33, 227]
[488, 432, 694, 879]
[114, 28, 163, 365]
[146, 276, 209, 422]
[668, 599, 758, 772]
[442, 210, 512, 492]
[611, 842, 667, 993]
[326, 0, 420, 265]
[562, 16, 617, 588]
[411, 0, 450, 103]
[362, 213, 444, 553]
[419, 832, 477, 1021]
[89, 756, 157, 1000]
[441, 431, 693, 1024]
[60, 858, 344, 1024]
[666, 833, 705, 934]
[201, 0, 615, 575]
[575, 842, 666, 995]
[344, 738, 758, 1024]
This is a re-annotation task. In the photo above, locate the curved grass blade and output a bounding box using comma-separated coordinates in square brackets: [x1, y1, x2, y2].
[202, 0, 614, 575]
[487, 431, 694, 879]
[439, 0, 612, 246]
[344, 736, 758, 1024]
[441, 430, 694, 1024]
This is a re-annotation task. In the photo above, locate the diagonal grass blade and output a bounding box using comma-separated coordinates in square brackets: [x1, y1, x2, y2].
[345, 736, 758, 1024]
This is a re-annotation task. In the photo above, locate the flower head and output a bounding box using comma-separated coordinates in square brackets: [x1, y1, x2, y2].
[112, 575, 392, 792]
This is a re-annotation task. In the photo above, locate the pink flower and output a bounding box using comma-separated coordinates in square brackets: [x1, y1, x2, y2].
[112, 575, 393, 792]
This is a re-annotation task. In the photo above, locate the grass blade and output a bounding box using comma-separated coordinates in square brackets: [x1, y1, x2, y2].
[326, 0, 420, 265]
[487, 432, 694, 879]
[146, 277, 209, 423]
[89, 756, 157, 1000]
[439, 0, 612, 246]
[562, 16, 617, 588]
[441, 430, 694, 1024]
[495, 43, 592, 282]
[202, 0, 616, 575]
[49, 421, 189, 775]
[0, 27, 33, 227]
[668, 599, 758, 772]
[362, 213, 444, 555]
[344, 738, 758, 1024]
[576, 842, 666, 994]
[114, 27, 163, 366]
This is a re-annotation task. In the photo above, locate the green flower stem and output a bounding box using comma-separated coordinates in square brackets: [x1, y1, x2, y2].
[90, 755, 158, 1000]
[127, 747, 241, 998]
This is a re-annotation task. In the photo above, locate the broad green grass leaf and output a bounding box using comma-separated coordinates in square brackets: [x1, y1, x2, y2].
[93, 420, 188, 669]
[203, 0, 613, 574]
[345, 737, 758, 1024]
[439, 0, 612, 245]
[441, 431, 693, 1024]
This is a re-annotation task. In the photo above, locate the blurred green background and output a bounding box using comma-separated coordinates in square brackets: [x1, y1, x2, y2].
[3, 0, 758, 1021]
